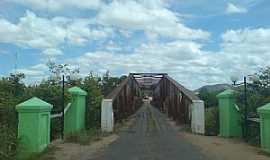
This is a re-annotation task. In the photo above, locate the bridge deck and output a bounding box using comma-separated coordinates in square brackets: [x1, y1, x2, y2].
[91, 102, 208, 160]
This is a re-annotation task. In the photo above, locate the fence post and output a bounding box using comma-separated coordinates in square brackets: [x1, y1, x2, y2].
[65, 86, 87, 134]
[217, 89, 242, 137]
[257, 103, 270, 153]
[101, 99, 114, 132]
[16, 97, 52, 156]
[191, 100, 205, 134]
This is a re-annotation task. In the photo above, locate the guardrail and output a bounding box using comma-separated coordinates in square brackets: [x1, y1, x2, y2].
[152, 75, 199, 123]
[105, 74, 142, 121]
[51, 103, 71, 119]
[101, 74, 142, 132]
[152, 75, 205, 134]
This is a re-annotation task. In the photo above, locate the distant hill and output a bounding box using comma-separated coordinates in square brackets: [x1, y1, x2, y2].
[195, 84, 232, 93]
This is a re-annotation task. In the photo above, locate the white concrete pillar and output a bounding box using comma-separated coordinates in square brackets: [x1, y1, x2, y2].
[101, 99, 114, 132]
[191, 100, 205, 134]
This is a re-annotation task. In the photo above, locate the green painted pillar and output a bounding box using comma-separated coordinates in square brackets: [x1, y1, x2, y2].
[16, 97, 53, 156]
[257, 103, 270, 153]
[217, 89, 242, 137]
[64, 86, 87, 134]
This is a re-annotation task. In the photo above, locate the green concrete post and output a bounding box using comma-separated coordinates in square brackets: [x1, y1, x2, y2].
[257, 103, 270, 153]
[64, 86, 87, 134]
[217, 89, 242, 137]
[16, 97, 53, 156]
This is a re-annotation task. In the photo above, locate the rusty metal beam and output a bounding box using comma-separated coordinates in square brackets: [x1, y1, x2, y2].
[104, 74, 142, 122]
[104, 73, 199, 125]
[152, 75, 199, 124]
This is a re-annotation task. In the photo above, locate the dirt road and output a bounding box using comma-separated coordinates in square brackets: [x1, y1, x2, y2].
[49, 102, 270, 160]
[89, 103, 208, 160]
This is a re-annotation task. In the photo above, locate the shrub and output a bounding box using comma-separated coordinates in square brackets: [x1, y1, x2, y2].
[205, 107, 219, 136]
[0, 108, 18, 160]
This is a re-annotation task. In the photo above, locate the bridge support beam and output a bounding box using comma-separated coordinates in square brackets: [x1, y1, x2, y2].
[101, 99, 114, 132]
[191, 100, 205, 134]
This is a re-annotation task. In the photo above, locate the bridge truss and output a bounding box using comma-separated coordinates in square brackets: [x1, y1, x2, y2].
[101, 73, 205, 134]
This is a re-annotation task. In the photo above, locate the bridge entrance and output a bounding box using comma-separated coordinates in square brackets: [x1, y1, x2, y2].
[101, 73, 205, 134]
[93, 101, 207, 160]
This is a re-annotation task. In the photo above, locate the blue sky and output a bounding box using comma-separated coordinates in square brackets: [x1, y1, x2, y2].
[0, 0, 270, 89]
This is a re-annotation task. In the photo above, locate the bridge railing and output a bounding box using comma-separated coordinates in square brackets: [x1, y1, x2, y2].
[101, 74, 142, 132]
[152, 75, 205, 134]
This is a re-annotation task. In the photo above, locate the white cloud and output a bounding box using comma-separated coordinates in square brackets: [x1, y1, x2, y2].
[16, 63, 47, 76]
[42, 48, 63, 56]
[219, 28, 270, 74]
[64, 27, 270, 89]
[18, 26, 270, 89]
[66, 40, 207, 89]
[104, 40, 122, 52]
[0, 11, 65, 49]
[9, 0, 103, 11]
[226, 3, 247, 14]
[66, 20, 111, 46]
[0, 10, 111, 54]
[3, 1, 270, 90]
[16, 69, 44, 76]
[97, 0, 210, 40]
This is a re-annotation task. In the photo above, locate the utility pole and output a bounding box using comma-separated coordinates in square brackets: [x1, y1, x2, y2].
[244, 76, 248, 140]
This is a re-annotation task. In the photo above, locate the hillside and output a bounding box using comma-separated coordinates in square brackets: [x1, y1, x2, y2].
[195, 84, 232, 93]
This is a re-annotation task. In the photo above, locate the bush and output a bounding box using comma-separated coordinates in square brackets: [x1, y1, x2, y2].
[81, 73, 103, 129]
[205, 107, 219, 136]
[246, 121, 260, 146]
[0, 108, 18, 160]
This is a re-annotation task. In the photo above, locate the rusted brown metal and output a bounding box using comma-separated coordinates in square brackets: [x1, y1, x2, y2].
[105, 74, 142, 122]
[105, 73, 199, 125]
[152, 75, 199, 124]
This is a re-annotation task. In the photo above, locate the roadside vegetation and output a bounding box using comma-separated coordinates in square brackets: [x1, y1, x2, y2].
[199, 66, 270, 144]
[0, 62, 126, 160]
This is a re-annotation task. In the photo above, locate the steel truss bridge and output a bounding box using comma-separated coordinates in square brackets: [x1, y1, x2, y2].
[101, 73, 205, 134]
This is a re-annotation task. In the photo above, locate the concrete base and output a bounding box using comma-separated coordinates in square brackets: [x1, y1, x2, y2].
[191, 100, 205, 134]
[101, 99, 114, 132]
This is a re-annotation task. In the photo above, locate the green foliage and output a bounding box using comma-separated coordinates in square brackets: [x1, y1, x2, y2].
[24, 83, 71, 111]
[0, 123, 18, 160]
[100, 71, 126, 96]
[205, 107, 219, 136]
[233, 67, 270, 144]
[0, 65, 127, 159]
[0, 73, 25, 160]
[0, 73, 25, 107]
[81, 72, 103, 129]
[246, 122, 260, 146]
[198, 89, 220, 108]
[254, 66, 270, 90]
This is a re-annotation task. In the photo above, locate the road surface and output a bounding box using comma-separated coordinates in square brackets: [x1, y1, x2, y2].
[89, 102, 208, 160]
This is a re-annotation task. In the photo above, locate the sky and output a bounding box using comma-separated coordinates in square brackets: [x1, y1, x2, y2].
[0, 0, 270, 89]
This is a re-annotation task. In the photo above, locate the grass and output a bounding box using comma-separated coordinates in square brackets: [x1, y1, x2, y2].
[64, 128, 104, 145]
[147, 109, 157, 131]
[113, 114, 136, 134]
[16, 128, 109, 160]
[16, 145, 60, 160]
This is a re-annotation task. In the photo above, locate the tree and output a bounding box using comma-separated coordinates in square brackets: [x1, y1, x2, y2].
[46, 60, 81, 86]
[198, 88, 219, 108]
[100, 70, 126, 96]
[82, 72, 103, 128]
[0, 73, 25, 107]
[253, 66, 270, 97]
